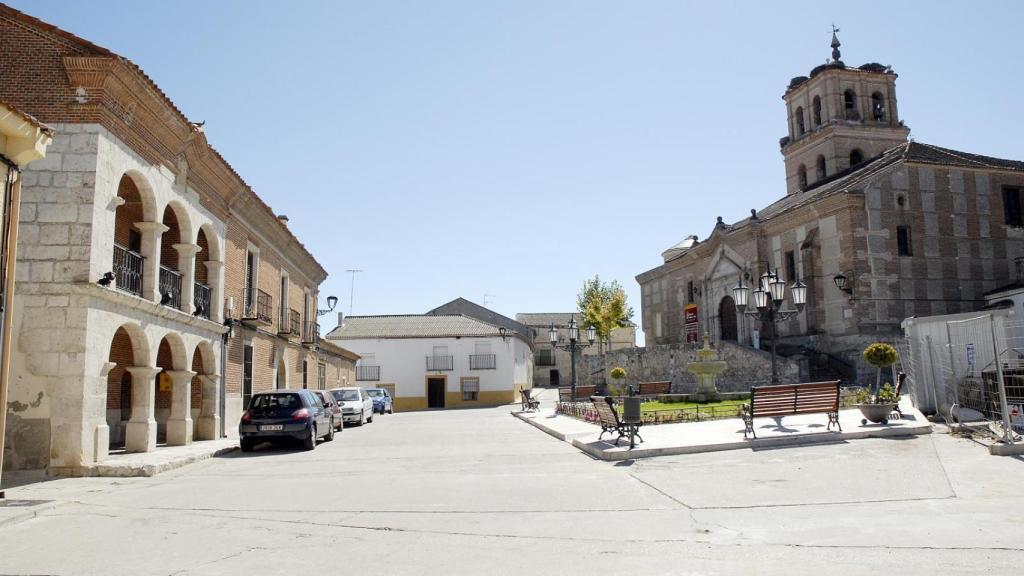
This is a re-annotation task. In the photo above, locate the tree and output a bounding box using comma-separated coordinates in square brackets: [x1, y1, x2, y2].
[577, 275, 634, 354]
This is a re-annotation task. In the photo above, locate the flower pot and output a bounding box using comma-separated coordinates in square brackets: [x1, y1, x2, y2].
[857, 403, 896, 425]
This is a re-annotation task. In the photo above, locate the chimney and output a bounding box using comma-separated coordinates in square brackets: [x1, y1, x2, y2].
[337, 312, 345, 328]
[277, 214, 289, 226]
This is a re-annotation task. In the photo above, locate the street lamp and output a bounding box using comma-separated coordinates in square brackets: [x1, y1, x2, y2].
[549, 315, 596, 402]
[732, 269, 808, 385]
[316, 295, 339, 317]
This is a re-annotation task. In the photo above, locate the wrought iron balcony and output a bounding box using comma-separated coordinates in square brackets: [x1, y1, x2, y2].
[279, 309, 300, 337]
[194, 281, 211, 319]
[356, 365, 380, 381]
[469, 354, 496, 370]
[158, 265, 182, 310]
[426, 355, 454, 371]
[112, 243, 143, 297]
[302, 321, 319, 345]
[242, 288, 273, 325]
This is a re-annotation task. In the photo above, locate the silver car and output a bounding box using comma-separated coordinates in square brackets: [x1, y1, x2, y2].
[330, 387, 374, 426]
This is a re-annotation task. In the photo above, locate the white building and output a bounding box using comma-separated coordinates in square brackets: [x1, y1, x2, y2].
[325, 315, 533, 411]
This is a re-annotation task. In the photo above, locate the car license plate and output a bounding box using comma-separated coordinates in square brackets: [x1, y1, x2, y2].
[260, 425, 283, 431]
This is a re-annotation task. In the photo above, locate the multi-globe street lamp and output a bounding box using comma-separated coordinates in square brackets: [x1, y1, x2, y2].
[732, 268, 808, 385]
[548, 315, 596, 402]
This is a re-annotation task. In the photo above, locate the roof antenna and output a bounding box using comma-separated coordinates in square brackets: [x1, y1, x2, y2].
[831, 24, 842, 63]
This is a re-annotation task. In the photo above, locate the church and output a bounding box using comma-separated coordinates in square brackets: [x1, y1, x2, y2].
[636, 32, 1024, 384]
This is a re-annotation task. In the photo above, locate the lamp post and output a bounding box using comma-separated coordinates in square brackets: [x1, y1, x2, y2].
[548, 315, 596, 402]
[732, 268, 807, 385]
[316, 295, 339, 317]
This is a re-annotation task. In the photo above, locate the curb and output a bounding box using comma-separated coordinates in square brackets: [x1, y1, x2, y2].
[0, 499, 62, 528]
[55, 443, 239, 478]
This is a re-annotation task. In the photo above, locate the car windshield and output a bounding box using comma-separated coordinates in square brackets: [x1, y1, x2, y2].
[248, 393, 303, 416]
[332, 389, 360, 402]
[366, 389, 384, 398]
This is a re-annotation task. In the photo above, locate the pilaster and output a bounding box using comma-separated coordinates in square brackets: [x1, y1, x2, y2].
[125, 366, 160, 452]
[165, 369, 196, 446]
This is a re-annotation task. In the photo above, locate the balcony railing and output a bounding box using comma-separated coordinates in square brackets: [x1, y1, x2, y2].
[112, 244, 144, 297]
[158, 265, 182, 310]
[194, 281, 211, 319]
[242, 289, 273, 325]
[426, 355, 454, 371]
[469, 354, 496, 370]
[356, 365, 380, 381]
[280, 309, 300, 337]
[535, 352, 556, 367]
[302, 321, 319, 345]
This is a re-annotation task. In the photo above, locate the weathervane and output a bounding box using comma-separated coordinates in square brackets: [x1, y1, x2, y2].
[830, 24, 842, 63]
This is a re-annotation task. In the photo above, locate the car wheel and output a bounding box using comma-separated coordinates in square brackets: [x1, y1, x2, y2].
[303, 425, 316, 450]
[367, 409, 374, 423]
[324, 420, 335, 442]
[388, 405, 393, 414]
[240, 438, 254, 452]
[357, 411, 365, 426]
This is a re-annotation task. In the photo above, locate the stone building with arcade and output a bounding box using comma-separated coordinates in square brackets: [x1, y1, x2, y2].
[636, 33, 1024, 384]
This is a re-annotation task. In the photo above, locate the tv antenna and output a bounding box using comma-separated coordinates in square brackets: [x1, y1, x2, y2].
[345, 269, 364, 315]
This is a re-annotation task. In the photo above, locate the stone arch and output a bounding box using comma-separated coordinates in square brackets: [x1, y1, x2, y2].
[849, 148, 864, 167]
[871, 91, 886, 121]
[275, 345, 290, 389]
[190, 340, 219, 440]
[843, 89, 858, 120]
[118, 170, 158, 223]
[797, 164, 807, 190]
[719, 296, 738, 342]
[794, 106, 805, 135]
[815, 155, 827, 181]
[105, 323, 151, 449]
[812, 94, 822, 126]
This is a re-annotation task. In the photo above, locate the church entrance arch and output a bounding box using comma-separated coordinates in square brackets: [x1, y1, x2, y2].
[719, 296, 738, 342]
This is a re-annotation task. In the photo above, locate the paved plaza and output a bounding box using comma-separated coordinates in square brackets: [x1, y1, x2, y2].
[1, 400, 1022, 575]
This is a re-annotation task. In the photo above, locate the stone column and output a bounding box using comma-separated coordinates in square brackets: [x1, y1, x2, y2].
[93, 361, 117, 463]
[204, 260, 225, 323]
[125, 366, 160, 452]
[135, 222, 168, 303]
[174, 243, 201, 315]
[165, 369, 197, 446]
[196, 374, 220, 440]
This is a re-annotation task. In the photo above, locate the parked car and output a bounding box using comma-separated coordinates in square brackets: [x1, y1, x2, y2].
[366, 388, 394, 414]
[330, 387, 374, 426]
[311, 389, 344, 431]
[239, 389, 334, 452]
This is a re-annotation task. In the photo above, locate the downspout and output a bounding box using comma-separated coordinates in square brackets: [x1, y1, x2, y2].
[0, 156, 22, 498]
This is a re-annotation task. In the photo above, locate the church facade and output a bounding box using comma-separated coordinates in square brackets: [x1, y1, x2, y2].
[636, 34, 1024, 384]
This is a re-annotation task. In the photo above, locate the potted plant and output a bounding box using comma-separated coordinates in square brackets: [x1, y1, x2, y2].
[609, 366, 627, 397]
[857, 342, 900, 424]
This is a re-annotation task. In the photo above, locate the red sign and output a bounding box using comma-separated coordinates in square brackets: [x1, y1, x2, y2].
[684, 304, 699, 343]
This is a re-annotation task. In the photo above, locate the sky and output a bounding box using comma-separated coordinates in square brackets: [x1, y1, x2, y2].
[11, 1, 1022, 343]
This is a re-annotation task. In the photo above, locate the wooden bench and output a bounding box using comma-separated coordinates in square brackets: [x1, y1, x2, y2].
[741, 381, 841, 439]
[520, 388, 540, 412]
[558, 386, 596, 403]
[591, 396, 643, 446]
[638, 381, 671, 397]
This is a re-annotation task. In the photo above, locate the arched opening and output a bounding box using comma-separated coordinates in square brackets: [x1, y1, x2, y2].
[871, 92, 885, 121]
[719, 296, 738, 342]
[155, 334, 188, 445]
[112, 176, 145, 297]
[194, 228, 211, 319]
[816, 155, 827, 181]
[106, 325, 147, 449]
[276, 350, 287, 390]
[192, 341, 219, 440]
[160, 206, 183, 310]
[849, 149, 864, 167]
[797, 165, 808, 190]
[843, 89, 858, 120]
[812, 95, 822, 126]
[795, 106, 805, 135]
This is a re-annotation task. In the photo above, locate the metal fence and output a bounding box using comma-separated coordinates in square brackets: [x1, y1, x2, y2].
[903, 314, 1022, 445]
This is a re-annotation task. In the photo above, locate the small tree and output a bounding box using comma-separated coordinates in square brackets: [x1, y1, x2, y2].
[609, 366, 627, 397]
[862, 342, 899, 400]
[577, 275, 634, 354]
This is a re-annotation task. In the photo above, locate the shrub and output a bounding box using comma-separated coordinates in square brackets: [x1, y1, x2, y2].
[610, 366, 627, 380]
[862, 343, 899, 369]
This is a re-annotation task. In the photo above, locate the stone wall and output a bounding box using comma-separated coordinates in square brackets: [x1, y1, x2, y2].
[578, 341, 801, 394]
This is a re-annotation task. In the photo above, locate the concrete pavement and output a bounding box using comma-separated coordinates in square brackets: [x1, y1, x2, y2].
[0, 400, 1022, 575]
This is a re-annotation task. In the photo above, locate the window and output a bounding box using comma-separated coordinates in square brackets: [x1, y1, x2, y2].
[797, 165, 807, 190]
[1003, 187, 1023, 227]
[302, 360, 308, 389]
[844, 89, 858, 120]
[242, 344, 253, 409]
[812, 95, 822, 126]
[318, 363, 326, 390]
[279, 274, 288, 328]
[816, 156, 826, 181]
[536, 348, 555, 366]
[461, 377, 479, 401]
[871, 92, 885, 121]
[244, 250, 256, 311]
[795, 106, 805, 135]
[655, 312, 663, 339]
[785, 251, 796, 282]
[687, 280, 694, 303]
[849, 149, 863, 167]
[897, 226, 912, 256]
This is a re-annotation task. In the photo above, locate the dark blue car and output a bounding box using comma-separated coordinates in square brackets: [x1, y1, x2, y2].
[366, 388, 394, 414]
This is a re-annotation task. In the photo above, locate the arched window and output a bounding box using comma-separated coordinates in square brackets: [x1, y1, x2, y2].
[797, 165, 808, 190]
[816, 155, 827, 181]
[849, 149, 864, 167]
[812, 95, 822, 126]
[795, 106, 805, 135]
[871, 92, 885, 121]
[844, 89, 858, 120]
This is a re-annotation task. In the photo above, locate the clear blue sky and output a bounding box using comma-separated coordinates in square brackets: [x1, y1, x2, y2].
[12, 1, 1022, 341]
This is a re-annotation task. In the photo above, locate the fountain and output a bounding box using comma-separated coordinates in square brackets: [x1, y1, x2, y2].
[687, 333, 728, 403]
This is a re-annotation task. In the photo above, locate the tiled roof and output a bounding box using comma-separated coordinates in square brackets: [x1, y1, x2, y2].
[325, 314, 508, 340]
[317, 339, 359, 361]
[514, 313, 578, 327]
[427, 298, 534, 341]
[0, 97, 53, 135]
